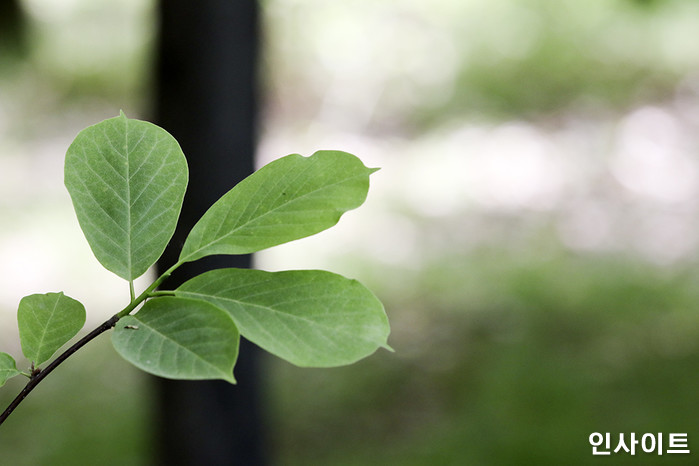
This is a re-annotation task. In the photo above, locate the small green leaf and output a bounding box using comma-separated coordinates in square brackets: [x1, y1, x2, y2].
[0, 353, 21, 387]
[17, 292, 86, 366]
[176, 268, 391, 367]
[111, 297, 238, 383]
[179, 150, 377, 263]
[65, 113, 188, 280]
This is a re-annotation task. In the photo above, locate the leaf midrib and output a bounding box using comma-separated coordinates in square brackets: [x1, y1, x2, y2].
[124, 117, 133, 277]
[31, 295, 62, 362]
[181, 170, 367, 262]
[125, 316, 233, 378]
[178, 290, 378, 344]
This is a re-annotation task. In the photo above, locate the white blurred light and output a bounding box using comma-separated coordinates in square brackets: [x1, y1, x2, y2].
[467, 123, 568, 211]
[611, 106, 699, 203]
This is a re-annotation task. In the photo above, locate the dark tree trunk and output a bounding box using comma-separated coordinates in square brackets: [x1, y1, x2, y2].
[153, 1, 266, 464]
[0, 0, 26, 57]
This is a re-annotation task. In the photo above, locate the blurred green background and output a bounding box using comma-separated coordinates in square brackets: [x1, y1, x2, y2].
[2, 0, 699, 464]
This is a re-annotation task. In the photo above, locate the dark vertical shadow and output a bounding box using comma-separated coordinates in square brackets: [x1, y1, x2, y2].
[153, 1, 266, 464]
[0, 0, 27, 58]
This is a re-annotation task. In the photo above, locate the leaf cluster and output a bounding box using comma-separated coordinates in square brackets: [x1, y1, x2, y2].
[0, 113, 390, 404]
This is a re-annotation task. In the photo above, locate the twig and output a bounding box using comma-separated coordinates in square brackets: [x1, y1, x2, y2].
[0, 314, 119, 427]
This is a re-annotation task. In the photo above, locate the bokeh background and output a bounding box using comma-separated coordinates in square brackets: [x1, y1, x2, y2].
[2, 0, 699, 464]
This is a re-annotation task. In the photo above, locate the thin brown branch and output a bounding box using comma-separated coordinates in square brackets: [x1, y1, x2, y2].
[0, 314, 119, 427]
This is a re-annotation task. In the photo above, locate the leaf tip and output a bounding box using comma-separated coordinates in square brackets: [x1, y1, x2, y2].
[119, 109, 127, 119]
[381, 342, 395, 353]
[368, 166, 381, 175]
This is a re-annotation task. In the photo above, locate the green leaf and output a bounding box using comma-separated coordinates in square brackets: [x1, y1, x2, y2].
[17, 292, 86, 366]
[179, 150, 377, 263]
[65, 112, 188, 280]
[175, 268, 391, 367]
[111, 297, 238, 383]
[0, 353, 21, 387]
